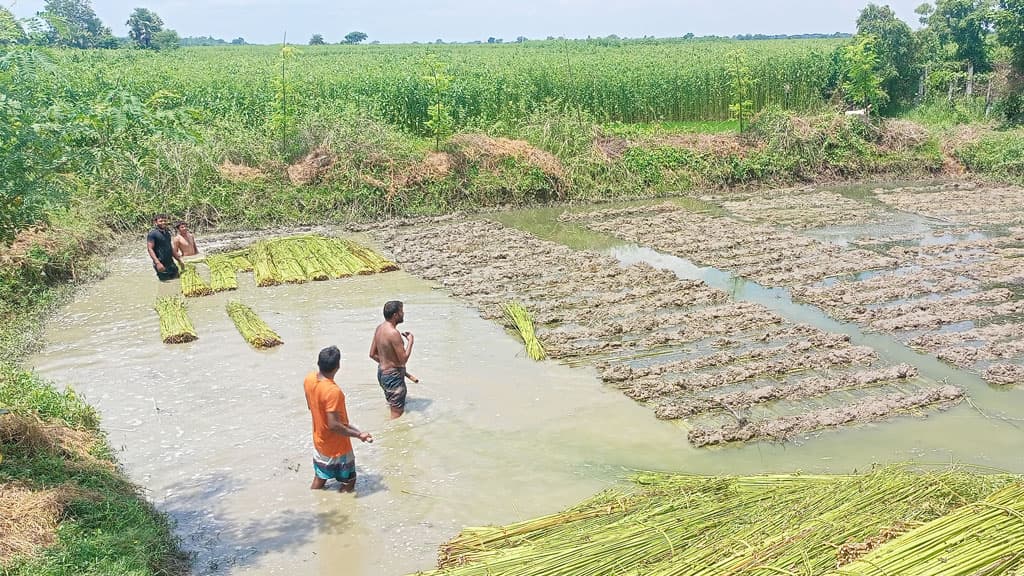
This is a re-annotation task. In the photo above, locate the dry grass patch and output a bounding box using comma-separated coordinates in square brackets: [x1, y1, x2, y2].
[450, 134, 565, 180]
[286, 147, 335, 185]
[879, 119, 930, 153]
[217, 160, 265, 182]
[0, 413, 107, 467]
[0, 483, 79, 563]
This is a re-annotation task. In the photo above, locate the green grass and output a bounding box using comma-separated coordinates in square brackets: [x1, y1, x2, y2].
[0, 364, 187, 576]
[602, 119, 741, 137]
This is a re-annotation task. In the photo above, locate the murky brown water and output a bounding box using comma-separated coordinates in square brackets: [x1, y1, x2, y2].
[29, 189, 1024, 576]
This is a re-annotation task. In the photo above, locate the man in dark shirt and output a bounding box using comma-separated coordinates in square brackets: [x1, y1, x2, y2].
[146, 214, 184, 281]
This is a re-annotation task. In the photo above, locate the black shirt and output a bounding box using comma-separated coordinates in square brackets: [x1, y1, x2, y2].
[147, 228, 175, 267]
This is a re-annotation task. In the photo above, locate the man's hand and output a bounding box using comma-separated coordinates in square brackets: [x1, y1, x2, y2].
[155, 261, 166, 272]
[358, 432, 374, 443]
[402, 331, 413, 341]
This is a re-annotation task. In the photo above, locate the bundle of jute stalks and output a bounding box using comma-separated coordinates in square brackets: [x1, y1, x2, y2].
[226, 300, 282, 349]
[211, 235, 398, 285]
[154, 297, 197, 343]
[206, 254, 238, 292]
[422, 465, 1020, 576]
[179, 263, 213, 297]
[503, 301, 545, 360]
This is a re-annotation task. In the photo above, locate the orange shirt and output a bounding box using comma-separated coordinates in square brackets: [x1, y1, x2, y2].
[303, 371, 353, 457]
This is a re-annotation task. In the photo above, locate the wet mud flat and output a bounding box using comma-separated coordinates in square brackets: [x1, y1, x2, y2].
[564, 187, 1024, 388]
[559, 203, 896, 286]
[715, 187, 891, 230]
[372, 220, 961, 447]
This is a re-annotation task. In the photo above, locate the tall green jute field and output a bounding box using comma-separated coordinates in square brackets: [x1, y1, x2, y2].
[58, 38, 843, 130]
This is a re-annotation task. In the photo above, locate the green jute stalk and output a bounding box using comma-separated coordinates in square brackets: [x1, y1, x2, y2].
[179, 263, 214, 297]
[288, 237, 329, 281]
[251, 242, 280, 287]
[226, 300, 283, 349]
[502, 301, 546, 360]
[267, 239, 307, 283]
[154, 296, 198, 344]
[831, 482, 1024, 576]
[422, 465, 1020, 576]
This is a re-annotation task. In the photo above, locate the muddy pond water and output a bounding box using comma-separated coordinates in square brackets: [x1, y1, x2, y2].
[30, 186, 1024, 576]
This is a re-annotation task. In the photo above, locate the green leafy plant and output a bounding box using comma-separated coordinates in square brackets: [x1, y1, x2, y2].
[842, 34, 889, 111]
[422, 55, 455, 151]
[726, 50, 755, 132]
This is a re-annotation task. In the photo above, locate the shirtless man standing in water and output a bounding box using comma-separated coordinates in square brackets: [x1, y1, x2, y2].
[172, 221, 199, 259]
[369, 300, 414, 419]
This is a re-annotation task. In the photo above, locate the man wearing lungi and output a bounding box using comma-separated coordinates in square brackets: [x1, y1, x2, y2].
[369, 300, 414, 419]
[304, 345, 373, 492]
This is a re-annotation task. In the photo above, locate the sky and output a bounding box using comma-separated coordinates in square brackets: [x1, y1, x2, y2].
[9, 0, 927, 45]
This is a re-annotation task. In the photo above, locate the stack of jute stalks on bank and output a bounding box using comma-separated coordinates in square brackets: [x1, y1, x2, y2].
[226, 301, 282, 349]
[419, 465, 1021, 576]
[205, 254, 238, 292]
[831, 481, 1024, 576]
[179, 263, 213, 297]
[503, 301, 545, 360]
[154, 297, 197, 344]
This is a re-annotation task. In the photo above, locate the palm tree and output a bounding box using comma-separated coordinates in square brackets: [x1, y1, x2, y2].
[126, 7, 162, 49]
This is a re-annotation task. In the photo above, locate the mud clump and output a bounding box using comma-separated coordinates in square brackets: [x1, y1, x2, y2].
[374, 217, 946, 447]
[720, 189, 888, 230]
[688, 385, 964, 447]
[983, 363, 1024, 386]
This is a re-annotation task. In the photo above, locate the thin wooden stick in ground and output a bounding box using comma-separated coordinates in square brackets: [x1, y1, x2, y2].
[226, 300, 283, 349]
[154, 296, 197, 344]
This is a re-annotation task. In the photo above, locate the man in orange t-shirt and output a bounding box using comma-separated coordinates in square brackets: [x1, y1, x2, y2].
[304, 345, 373, 492]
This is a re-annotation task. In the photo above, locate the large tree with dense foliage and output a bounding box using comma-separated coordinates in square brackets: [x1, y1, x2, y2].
[126, 7, 163, 49]
[998, 0, 1024, 121]
[856, 4, 918, 111]
[343, 31, 367, 44]
[37, 0, 113, 48]
[0, 7, 25, 45]
[928, 0, 996, 95]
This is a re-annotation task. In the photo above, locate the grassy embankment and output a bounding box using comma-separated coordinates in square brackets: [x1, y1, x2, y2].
[2, 40, 1024, 574]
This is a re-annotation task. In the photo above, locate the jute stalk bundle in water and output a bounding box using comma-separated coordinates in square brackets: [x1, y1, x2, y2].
[503, 301, 545, 360]
[226, 300, 283, 349]
[154, 296, 197, 344]
[424, 465, 1019, 576]
[251, 243, 279, 287]
[340, 238, 398, 272]
[179, 263, 213, 297]
[230, 253, 253, 272]
[206, 254, 238, 292]
[267, 240, 307, 284]
[286, 238, 329, 281]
